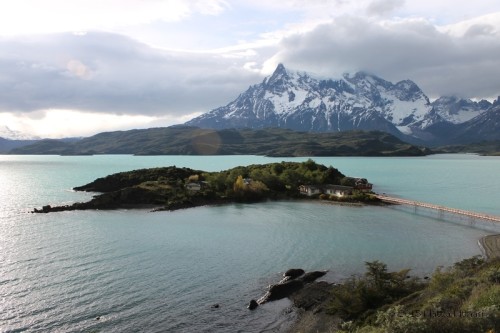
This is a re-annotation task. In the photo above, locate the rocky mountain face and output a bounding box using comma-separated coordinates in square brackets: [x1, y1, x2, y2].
[186, 64, 498, 145]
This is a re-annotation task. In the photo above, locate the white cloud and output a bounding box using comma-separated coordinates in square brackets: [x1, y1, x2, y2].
[194, 0, 230, 15]
[0, 32, 263, 116]
[0, 109, 199, 138]
[366, 0, 405, 17]
[440, 12, 500, 37]
[268, 15, 500, 99]
[0, 0, 230, 36]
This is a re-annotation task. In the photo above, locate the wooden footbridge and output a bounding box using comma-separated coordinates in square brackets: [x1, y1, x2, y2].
[376, 194, 500, 224]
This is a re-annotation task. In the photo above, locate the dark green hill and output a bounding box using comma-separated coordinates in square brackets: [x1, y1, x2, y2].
[436, 140, 500, 156]
[0, 138, 38, 153]
[10, 127, 431, 156]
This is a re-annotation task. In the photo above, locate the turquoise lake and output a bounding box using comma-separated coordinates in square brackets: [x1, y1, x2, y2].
[1, 154, 499, 332]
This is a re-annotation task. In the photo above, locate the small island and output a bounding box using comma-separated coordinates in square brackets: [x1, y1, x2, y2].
[33, 159, 379, 213]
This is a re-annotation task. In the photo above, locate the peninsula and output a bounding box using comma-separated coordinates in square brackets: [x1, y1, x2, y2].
[33, 160, 378, 213]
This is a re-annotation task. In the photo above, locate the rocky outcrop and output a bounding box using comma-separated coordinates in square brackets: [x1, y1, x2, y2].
[258, 279, 304, 304]
[300, 270, 327, 283]
[284, 268, 305, 279]
[247, 300, 259, 310]
[252, 269, 328, 308]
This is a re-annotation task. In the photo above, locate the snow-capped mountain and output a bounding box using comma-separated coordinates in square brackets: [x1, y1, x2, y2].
[186, 64, 438, 141]
[452, 102, 500, 143]
[186, 64, 499, 144]
[431, 96, 491, 124]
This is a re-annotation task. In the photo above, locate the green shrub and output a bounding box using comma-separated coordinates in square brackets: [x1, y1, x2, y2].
[468, 285, 500, 309]
[375, 305, 426, 333]
[329, 261, 422, 320]
[453, 256, 485, 276]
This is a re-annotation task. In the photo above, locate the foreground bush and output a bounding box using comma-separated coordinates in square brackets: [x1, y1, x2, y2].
[333, 257, 500, 333]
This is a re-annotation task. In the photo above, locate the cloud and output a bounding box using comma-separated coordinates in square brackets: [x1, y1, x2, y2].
[0, 32, 263, 116]
[0, 0, 231, 36]
[0, 109, 194, 138]
[366, 0, 404, 17]
[267, 15, 500, 99]
[1, 1, 499, 139]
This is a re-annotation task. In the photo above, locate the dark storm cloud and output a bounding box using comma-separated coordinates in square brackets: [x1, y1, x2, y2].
[0, 32, 261, 115]
[275, 16, 500, 99]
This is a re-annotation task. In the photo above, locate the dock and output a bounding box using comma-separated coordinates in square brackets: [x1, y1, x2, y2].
[376, 194, 500, 224]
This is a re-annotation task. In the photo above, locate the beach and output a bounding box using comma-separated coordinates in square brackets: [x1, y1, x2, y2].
[479, 234, 500, 259]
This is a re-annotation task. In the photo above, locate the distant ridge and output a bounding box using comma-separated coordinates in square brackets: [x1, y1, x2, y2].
[9, 127, 430, 156]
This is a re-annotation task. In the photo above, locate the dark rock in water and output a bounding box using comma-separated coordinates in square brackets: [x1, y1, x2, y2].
[34, 205, 53, 213]
[264, 279, 304, 302]
[300, 271, 327, 283]
[248, 299, 258, 310]
[254, 269, 329, 306]
[211, 303, 220, 309]
[284, 268, 305, 279]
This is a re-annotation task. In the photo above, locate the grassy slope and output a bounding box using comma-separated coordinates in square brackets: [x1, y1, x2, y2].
[325, 257, 500, 333]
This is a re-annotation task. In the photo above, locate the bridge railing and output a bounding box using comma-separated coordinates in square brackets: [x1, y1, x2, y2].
[375, 195, 500, 223]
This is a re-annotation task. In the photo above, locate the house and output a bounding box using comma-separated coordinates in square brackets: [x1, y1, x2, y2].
[299, 183, 358, 197]
[299, 185, 323, 196]
[323, 185, 353, 197]
[353, 178, 373, 192]
[185, 181, 209, 192]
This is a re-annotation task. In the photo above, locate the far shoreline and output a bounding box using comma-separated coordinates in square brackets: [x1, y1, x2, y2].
[479, 233, 500, 259]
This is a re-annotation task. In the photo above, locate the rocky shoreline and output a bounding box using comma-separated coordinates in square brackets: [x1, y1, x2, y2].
[281, 233, 500, 333]
[246, 268, 339, 332]
[287, 281, 341, 333]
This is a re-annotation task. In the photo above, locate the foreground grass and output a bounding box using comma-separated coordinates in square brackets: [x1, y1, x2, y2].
[329, 257, 499, 333]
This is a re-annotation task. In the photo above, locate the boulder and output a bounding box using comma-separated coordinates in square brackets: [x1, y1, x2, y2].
[252, 269, 330, 307]
[247, 299, 258, 310]
[262, 279, 304, 303]
[284, 268, 305, 279]
[300, 270, 327, 283]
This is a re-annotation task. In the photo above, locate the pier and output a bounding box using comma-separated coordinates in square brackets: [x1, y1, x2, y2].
[376, 194, 500, 224]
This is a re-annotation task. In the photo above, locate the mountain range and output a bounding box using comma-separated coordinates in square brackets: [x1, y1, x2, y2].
[186, 64, 500, 145]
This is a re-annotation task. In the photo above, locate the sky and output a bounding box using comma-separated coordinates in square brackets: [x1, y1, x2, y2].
[1, 0, 500, 138]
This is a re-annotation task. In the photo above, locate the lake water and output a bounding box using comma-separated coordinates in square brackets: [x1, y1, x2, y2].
[1, 154, 499, 332]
